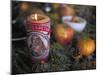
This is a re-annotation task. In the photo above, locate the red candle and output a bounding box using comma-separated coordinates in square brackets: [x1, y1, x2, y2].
[25, 14, 50, 63]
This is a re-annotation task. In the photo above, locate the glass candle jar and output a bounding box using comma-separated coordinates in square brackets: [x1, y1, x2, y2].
[25, 14, 50, 63]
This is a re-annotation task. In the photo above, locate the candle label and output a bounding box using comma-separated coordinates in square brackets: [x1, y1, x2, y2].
[27, 32, 49, 57]
[26, 21, 50, 35]
[25, 19, 50, 62]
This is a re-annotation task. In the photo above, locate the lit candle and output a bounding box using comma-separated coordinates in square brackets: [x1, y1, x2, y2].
[25, 13, 51, 63]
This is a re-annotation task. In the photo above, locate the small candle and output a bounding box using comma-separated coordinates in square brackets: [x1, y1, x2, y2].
[25, 13, 50, 63]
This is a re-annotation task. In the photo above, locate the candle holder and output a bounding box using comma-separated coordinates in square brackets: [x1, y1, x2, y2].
[25, 14, 50, 63]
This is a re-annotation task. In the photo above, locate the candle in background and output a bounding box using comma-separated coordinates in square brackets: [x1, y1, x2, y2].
[25, 13, 51, 63]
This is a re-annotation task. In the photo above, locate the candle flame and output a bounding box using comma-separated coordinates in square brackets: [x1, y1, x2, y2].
[31, 14, 38, 21]
[34, 14, 38, 21]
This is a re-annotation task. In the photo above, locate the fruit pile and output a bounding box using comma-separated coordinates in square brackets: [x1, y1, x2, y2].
[51, 5, 95, 58]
